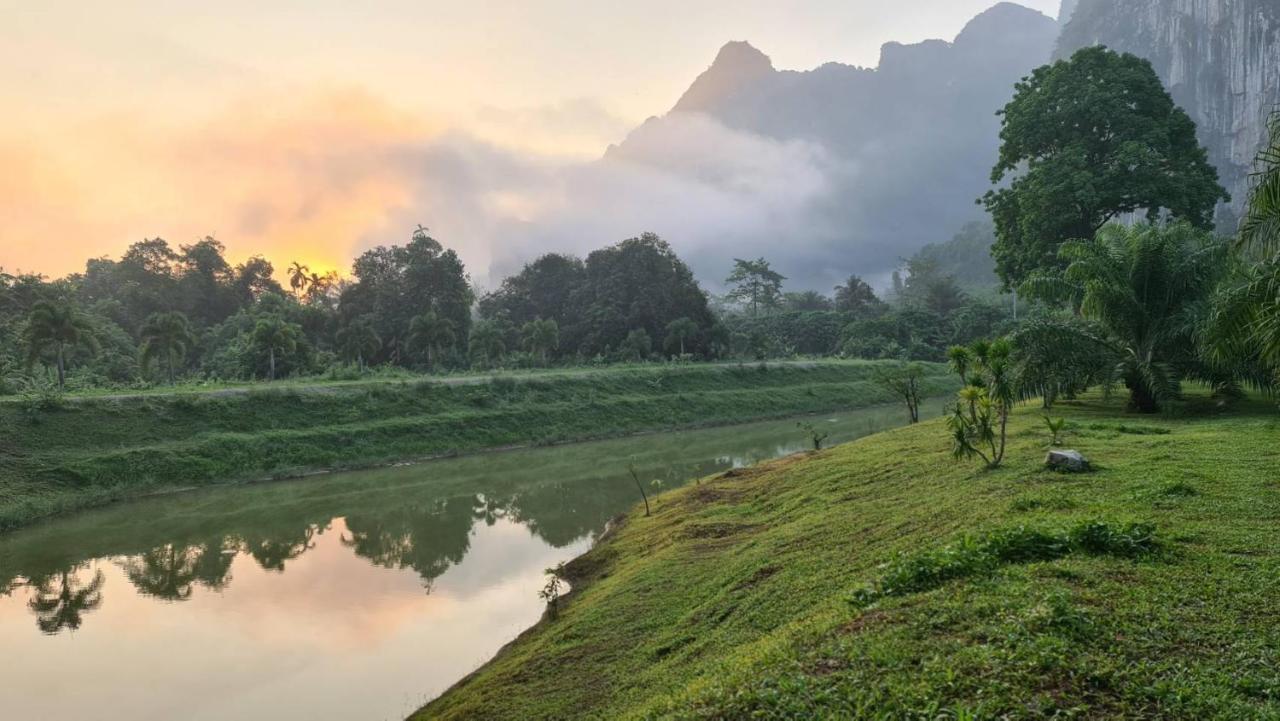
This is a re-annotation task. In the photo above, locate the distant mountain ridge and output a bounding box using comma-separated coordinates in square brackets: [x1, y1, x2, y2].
[606, 3, 1060, 288]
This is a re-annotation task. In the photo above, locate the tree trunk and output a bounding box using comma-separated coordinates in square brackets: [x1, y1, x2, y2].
[268, 347, 276, 381]
[1127, 383, 1159, 413]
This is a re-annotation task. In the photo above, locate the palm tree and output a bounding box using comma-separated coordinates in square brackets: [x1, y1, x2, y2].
[139, 311, 195, 384]
[1022, 222, 1225, 412]
[287, 261, 310, 297]
[663, 317, 699, 357]
[27, 566, 105, 634]
[25, 299, 97, 389]
[468, 320, 506, 368]
[1208, 112, 1280, 383]
[521, 318, 559, 365]
[251, 315, 301, 381]
[336, 317, 381, 371]
[408, 311, 457, 370]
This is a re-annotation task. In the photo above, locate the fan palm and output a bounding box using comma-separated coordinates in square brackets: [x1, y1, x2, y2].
[521, 318, 559, 365]
[139, 311, 195, 384]
[1021, 222, 1225, 412]
[408, 311, 457, 370]
[25, 299, 98, 389]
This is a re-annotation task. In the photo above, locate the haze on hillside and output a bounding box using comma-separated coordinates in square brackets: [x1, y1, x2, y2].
[2, 0, 1059, 290]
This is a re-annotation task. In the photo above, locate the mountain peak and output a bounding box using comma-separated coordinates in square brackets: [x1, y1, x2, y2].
[955, 2, 1057, 47]
[672, 41, 776, 113]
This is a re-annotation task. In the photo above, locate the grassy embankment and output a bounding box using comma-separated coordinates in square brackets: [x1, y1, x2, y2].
[0, 361, 954, 532]
[420, 389, 1280, 720]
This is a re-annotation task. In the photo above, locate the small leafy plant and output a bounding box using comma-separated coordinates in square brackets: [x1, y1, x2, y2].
[946, 340, 1015, 468]
[539, 563, 567, 618]
[1043, 416, 1066, 446]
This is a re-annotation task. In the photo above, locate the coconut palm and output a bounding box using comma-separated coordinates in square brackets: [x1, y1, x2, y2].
[663, 317, 698, 357]
[336, 317, 381, 371]
[408, 311, 457, 370]
[1021, 222, 1225, 412]
[24, 299, 98, 389]
[251, 315, 301, 381]
[139, 311, 195, 384]
[468, 320, 506, 368]
[287, 261, 310, 297]
[27, 566, 104, 634]
[521, 318, 559, 365]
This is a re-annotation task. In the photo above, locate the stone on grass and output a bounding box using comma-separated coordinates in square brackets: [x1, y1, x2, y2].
[1045, 449, 1090, 473]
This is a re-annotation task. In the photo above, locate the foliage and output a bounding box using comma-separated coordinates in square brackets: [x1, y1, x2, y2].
[1021, 222, 1226, 412]
[25, 298, 99, 389]
[833, 274, 884, 316]
[521, 318, 560, 365]
[1043, 416, 1066, 446]
[872, 361, 926, 423]
[620, 329, 652, 361]
[663, 317, 699, 358]
[946, 339, 1015, 468]
[984, 46, 1228, 287]
[539, 563, 567, 619]
[250, 315, 302, 381]
[1008, 313, 1111, 408]
[139, 311, 195, 384]
[408, 311, 458, 370]
[796, 421, 829, 450]
[335, 317, 381, 371]
[468, 320, 507, 368]
[725, 258, 786, 317]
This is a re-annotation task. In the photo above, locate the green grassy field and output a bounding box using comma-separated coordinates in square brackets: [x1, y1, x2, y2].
[0, 361, 954, 532]
[419, 390, 1280, 720]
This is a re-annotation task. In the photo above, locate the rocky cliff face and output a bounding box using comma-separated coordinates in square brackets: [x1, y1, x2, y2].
[1057, 0, 1280, 225]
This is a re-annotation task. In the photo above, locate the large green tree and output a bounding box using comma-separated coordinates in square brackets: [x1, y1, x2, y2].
[520, 318, 559, 365]
[984, 46, 1228, 287]
[336, 316, 381, 371]
[725, 258, 785, 317]
[408, 311, 457, 370]
[251, 315, 302, 381]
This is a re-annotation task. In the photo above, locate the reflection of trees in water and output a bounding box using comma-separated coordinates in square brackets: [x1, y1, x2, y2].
[342, 496, 476, 588]
[27, 564, 105, 634]
[240, 524, 321, 572]
[118, 538, 238, 601]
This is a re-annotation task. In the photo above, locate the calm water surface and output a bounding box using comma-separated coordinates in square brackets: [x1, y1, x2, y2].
[0, 401, 941, 720]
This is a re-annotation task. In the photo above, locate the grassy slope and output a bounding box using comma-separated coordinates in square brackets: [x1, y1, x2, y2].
[420, 391, 1280, 720]
[0, 361, 954, 531]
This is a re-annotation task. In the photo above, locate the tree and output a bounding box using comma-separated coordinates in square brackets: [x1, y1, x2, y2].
[468, 320, 506, 368]
[873, 362, 926, 423]
[25, 299, 98, 389]
[725, 258, 785, 317]
[833, 275, 883, 316]
[663, 317, 698, 357]
[408, 311, 457, 370]
[251, 315, 301, 381]
[946, 339, 1016, 468]
[620, 328, 652, 361]
[1022, 222, 1226, 412]
[783, 291, 832, 312]
[287, 261, 310, 297]
[139, 311, 195, 384]
[984, 46, 1228, 287]
[335, 317, 380, 371]
[521, 318, 559, 365]
[479, 254, 585, 329]
[1207, 112, 1280, 385]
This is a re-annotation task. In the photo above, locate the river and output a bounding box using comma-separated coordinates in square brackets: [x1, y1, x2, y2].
[0, 400, 942, 720]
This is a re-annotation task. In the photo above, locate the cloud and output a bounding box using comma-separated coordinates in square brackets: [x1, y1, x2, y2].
[2, 87, 852, 291]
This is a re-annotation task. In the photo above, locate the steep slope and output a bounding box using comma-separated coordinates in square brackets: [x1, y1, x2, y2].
[605, 3, 1059, 288]
[1057, 0, 1280, 226]
[419, 391, 1280, 719]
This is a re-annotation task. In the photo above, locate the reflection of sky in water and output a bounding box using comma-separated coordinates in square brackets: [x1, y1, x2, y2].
[0, 400, 943, 720]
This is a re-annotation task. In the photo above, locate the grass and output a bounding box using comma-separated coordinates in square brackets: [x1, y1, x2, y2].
[418, 389, 1280, 720]
[0, 360, 954, 532]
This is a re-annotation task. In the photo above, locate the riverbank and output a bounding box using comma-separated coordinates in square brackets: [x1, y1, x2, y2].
[0, 361, 954, 532]
[418, 390, 1280, 719]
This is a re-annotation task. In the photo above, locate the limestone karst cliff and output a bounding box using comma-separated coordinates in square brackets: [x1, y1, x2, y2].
[1057, 0, 1280, 225]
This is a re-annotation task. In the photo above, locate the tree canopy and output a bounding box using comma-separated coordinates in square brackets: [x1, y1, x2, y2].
[984, 46, 1228, 287]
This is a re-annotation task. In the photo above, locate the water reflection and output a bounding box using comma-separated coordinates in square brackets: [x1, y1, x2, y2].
[0, 402, 942, 721]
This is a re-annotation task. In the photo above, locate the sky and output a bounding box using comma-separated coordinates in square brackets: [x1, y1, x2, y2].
[0, 0, 1061, 285]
